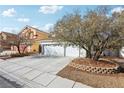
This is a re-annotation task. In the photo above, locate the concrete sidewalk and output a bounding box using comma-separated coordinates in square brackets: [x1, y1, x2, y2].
[0, 56, 91, 88]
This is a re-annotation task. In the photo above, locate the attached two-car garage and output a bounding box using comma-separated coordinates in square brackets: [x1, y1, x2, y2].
[41, 40, 86, 57]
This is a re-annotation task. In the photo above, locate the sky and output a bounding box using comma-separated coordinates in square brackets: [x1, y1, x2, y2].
[0, 5, 124, 34]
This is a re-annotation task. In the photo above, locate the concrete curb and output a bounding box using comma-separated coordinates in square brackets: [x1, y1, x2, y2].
[0, 68, 45, 88]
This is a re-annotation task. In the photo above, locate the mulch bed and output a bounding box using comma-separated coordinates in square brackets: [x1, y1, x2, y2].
[72, 58, 118, 68]
[57, 57, 124, 88]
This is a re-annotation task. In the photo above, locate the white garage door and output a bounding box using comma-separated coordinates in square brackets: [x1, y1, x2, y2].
[66, 46, 86, 57]
[44, 45, 64, 56]
[80, 48, 87, 57]
[43, 44, 86, 57]
[66, 46, 80, 57]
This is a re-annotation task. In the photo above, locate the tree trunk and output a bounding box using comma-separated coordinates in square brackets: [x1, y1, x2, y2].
[17, 45, 21, 54]
[92, 51, 101, 61]
[86, 51, 92, 58]
[93, 37, 109, 61]
[86, 46, 92, 58]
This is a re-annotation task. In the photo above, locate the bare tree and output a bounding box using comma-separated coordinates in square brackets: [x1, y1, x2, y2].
[10, 35, 33, 54]
[52, 6, 124, 61]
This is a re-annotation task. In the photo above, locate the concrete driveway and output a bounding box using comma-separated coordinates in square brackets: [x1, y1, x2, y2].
[0, 55, 91, 88]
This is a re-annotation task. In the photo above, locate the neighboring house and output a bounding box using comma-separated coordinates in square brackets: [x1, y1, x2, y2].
[0, 31, 17, 50]
[12, 25, 49, 53]
[103, 47, 124, 58]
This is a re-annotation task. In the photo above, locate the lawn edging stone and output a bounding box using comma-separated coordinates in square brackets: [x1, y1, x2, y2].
[68, 59, 120, 74]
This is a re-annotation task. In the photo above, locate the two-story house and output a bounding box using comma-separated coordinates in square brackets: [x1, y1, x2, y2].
[11, 25, 49, 53]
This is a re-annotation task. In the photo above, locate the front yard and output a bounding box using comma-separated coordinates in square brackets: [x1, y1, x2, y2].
[57, 57, 124, 88]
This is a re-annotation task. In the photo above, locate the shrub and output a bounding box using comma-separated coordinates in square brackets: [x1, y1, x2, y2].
[10, 53, 30, 57]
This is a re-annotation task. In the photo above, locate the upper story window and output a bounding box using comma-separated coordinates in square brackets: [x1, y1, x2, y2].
[20, 28, 38, 39]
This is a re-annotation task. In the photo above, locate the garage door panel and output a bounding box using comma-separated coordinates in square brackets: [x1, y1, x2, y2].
[80, 48, 86, 57]
[44, 45, 64, 56]
[66, 46, 79, 57]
